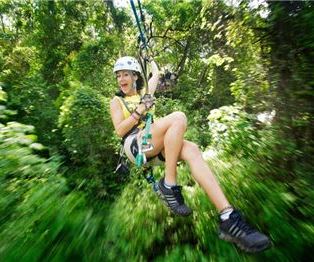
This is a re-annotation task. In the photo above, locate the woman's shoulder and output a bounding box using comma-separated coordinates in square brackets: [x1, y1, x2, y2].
[110, 96, 122, 107]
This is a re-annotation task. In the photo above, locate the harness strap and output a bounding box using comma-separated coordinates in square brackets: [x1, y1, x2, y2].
[142, 166, 159, 192]
[122, 127, 139, 144]
[117, 96, 133, 114]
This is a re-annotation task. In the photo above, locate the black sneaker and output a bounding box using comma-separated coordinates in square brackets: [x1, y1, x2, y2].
[219, 210, 271, 253]
[156, 178, 192, 216]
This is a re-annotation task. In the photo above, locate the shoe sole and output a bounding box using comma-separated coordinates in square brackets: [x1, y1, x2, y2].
[219, 231, 271, 253]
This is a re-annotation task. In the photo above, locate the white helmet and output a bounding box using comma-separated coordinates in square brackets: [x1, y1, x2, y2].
[113, 56, 142, 74]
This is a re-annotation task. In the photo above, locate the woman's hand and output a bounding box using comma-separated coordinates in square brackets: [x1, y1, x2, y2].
[140, 94, 155, 110]
[136, 103, 146, 115]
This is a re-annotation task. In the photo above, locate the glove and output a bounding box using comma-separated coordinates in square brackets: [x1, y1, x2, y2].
[140, 94, 155, 110]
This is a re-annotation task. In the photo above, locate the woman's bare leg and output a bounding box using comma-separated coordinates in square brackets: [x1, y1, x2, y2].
[179, 140, 230, 212]
[143, 112, 229, 210]
[144, 111, 187, 185]
[145, 129, 270, 252]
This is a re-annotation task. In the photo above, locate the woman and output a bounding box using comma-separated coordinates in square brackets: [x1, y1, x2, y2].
[110, 56, 270, 253]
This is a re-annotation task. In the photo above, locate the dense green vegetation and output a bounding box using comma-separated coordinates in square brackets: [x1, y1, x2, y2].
[0, 0, 313, 261]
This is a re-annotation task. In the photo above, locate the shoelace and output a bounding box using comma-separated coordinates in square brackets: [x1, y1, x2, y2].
[232, 212, 256, 235]
[171, 186, 184, 205]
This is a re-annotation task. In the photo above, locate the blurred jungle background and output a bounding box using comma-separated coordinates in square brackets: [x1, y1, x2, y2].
[0, 0, 313, 261]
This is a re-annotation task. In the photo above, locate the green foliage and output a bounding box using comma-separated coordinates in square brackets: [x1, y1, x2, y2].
[0, 86, 7, 102]
[0, 100, 108, 261]
[207, 105, 259, 158]
[103, 157, 311, 261]
[104, 169, 219, 261]
[3, 74, 60, 147]
[0, 45, 39, 84]
[58, 85, 121, 199]
[266, 1, 314, 167]
[154, 96, 187, 117]
[226, 16, 270, 111]
[207, 154, 313, 262]
[59, 85, 115, 167]
[68, 37, 120, 92]
[0, 0, 313, 261]
[0, 43, 60, 148]
[71, 39, 109, 80]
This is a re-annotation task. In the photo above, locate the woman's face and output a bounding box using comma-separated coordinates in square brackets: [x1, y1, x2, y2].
[116, 70, 138, 95]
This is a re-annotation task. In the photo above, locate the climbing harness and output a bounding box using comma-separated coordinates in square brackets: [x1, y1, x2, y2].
[135, 112, 153, 166]
[115, 94, 154, 167]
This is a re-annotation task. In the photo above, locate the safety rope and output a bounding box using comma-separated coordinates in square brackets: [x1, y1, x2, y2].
[130, 0, 148, 49]
[130, 0, 150, 90]
[130, 0, 154, 168]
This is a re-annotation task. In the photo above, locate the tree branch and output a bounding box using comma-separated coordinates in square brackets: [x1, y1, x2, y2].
[0, 14, 6, 34]
[176, 38, 190, 77]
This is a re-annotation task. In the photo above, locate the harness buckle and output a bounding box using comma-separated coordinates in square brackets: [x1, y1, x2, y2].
[142, 143, 154, 153]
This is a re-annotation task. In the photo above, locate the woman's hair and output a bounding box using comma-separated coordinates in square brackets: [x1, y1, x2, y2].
[115, 71, 145, 97]
[135, 72, 144, 91]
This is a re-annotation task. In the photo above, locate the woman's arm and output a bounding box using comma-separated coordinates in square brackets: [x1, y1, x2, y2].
[110, 97, 146, 138]
[147, 60, 159, 95]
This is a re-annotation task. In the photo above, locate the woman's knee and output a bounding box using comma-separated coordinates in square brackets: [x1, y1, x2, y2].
[180, 141, 202, 161]
[187, 141, 201, 155]
[170, 111, 187, 128]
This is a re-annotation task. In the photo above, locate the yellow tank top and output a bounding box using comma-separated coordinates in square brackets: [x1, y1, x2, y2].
[115, 94, 155, 130]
